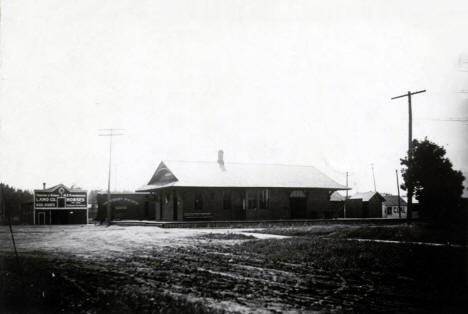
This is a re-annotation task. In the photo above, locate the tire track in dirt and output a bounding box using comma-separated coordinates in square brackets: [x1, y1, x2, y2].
[110, 244, 371, 312]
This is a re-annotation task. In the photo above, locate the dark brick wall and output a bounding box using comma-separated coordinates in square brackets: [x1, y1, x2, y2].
[329, 201, 344, 218]
[96, 193, 153, 221]
[269, 188, 291, 219]
[35, 209, 87, 224]
[306, 189, 332, 218]
[151, 187, 334, 221]
[346, 199, 363, 218]
[180, 188, 243, 220]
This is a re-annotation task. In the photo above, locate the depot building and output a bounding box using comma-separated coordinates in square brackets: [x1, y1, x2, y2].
[136, 150, 349, 221]
[34, 184, 88, 224]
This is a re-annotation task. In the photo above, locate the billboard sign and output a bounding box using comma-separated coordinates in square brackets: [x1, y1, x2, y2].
[34, 186, 87, 209]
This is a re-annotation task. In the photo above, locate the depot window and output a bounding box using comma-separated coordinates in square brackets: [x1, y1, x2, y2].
[58, 198, 65, 208]
[223, 191, 231, 209]
[247, 191, 257, 209]
[260, 189, 269, 209]
[194, 192, 203, 210]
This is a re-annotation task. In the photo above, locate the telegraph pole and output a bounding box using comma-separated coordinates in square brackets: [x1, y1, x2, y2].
[1, 184, 23, 289]
[370, 163, 377, 192]
[395, 169, 402, 219]
[391, 89, 426, 221]
[98, 128, 124, 224]
[344, 172, 348, 218]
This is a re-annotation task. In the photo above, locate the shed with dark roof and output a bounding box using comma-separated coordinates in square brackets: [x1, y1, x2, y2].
[328, 191, 346, 218]
[347, 191, 385, 218]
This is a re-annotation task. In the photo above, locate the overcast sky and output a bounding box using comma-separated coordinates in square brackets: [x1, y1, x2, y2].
[1, 0, 467, 196]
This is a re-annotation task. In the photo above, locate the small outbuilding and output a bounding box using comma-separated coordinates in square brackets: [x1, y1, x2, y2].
[381, 194, 407, 218]
[329, 191, 346, 218]
[96, 192, 153, 221]
[347, 191, 386, 218]
[34, 184, 87, 224]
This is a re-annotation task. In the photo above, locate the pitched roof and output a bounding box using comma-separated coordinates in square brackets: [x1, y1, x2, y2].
[330, 191, 345, 201]
[34, 184, 86, 193]
[350, 191, 384, 202]
[137, 160, 349, 192]
[97, 192, 149, 195]
[382, 194, 407, 206]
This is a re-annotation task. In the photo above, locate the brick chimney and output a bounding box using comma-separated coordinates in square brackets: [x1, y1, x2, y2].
[42, 182, 46, 189]
[217, 150, 224, 165]
[217, 150, 226, 171]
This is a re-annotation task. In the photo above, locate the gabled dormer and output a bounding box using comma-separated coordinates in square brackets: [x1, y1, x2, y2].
[147, 162, 178, 186]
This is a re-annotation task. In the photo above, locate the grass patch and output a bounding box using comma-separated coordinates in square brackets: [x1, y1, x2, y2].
[254, 223, 468, 245]
[247, 224, 354, 237]
[231, 236, 468, 311]
[342, 223, 468, 245]
[197, 232, 256, 240]
[233, 236, 465, 275]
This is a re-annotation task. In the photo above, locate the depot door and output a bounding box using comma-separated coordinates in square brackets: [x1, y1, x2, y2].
[290, 191, 307, 219]
[290, 198, 307, 218]
[37, 212, 46, 225]
[173, 193, 178, 220]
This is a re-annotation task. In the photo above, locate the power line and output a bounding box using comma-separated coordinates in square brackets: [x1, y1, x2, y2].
[413, 118, 468, 125]
[416, 117, 468, 122]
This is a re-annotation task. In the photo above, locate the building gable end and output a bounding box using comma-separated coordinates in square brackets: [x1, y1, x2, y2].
[148, 161, 179, 186]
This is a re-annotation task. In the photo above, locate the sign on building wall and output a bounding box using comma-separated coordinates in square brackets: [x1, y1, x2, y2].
[34, 186, 87, 209]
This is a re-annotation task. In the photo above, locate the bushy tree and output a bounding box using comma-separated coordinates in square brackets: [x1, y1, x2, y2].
[0, 183, 34, 223]
[87, 189, 101, 205]
[401, 138, 465, 222]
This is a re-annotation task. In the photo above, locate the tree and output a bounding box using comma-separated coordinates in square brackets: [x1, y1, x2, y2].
[0, 183, 34, 223]
[87, 189, 101, 205]
[400, 138, 465, 223]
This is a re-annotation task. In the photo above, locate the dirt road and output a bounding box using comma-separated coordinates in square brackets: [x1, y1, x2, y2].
[1, 224, 466, 313]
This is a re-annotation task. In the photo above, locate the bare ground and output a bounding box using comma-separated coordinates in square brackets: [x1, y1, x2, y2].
[1, 224, 467, 313]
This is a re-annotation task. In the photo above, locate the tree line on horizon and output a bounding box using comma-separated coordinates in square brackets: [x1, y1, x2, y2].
[0, 183, 34, 223]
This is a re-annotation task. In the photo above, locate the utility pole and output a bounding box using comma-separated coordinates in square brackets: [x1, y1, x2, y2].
[391, 89, 426, 222]
[1, 184, 23, 289]
[344, 171, 348, 218]
[370, 163, 377, 192]
[98, 128, 124, 225]
[395, 169, 402, 219]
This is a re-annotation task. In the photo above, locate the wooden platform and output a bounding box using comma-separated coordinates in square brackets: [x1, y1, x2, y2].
[111, 218, 407, 228]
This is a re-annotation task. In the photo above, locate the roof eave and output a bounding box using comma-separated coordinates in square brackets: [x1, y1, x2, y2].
[136, 184, 350, 191]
